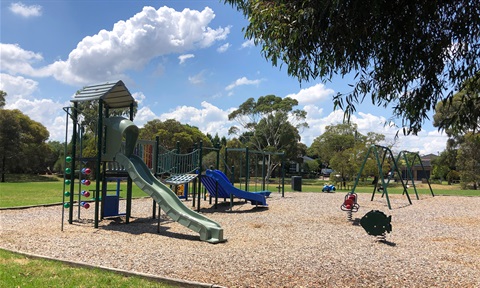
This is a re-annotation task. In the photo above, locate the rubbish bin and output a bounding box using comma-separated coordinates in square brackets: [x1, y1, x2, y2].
[291, 176, 302, 192]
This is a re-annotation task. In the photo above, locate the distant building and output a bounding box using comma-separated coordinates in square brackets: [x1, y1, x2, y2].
[401, 153, 437, 181]
[289, 156, 314, 174]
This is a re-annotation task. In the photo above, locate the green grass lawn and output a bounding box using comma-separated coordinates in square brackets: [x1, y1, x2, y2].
[0, 175, 146, 208]
[0, 249, 179, 288]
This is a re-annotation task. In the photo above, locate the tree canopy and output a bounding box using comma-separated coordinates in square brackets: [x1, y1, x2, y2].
[433, 76, 480, 136]
[75, 100, 136, 135]
[0, 90, 6, 109]
[139, 119, 212, 152]
[456, 132, 480, 189]
[308, 123, 385, 181]
[228, 95, 307, 159]
[228, 95, 307, 179]
[224, 0, 480, 134]
[0, 109, 50, 181]
[433, 76, 479, 188]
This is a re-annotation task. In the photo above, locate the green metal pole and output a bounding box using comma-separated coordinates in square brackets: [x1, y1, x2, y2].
[126, 104, 134, 223]
[245, 147, 249, 192]
[197, 141, 203, 212]
[262, 153, 266, 191]
[388, 148, 412, 205]
[152, 136, 160, 218]
[68, 103, 78, 224]
[225, 148, 229, 174]
[192, 143, 197, 208]
[414, 153, 435, 197]
[281, 152, 285, 197]
[215, 143, 220, 169]
[353, 145, 373, 195]
[372, 146, 392, 209]
[100, 107, 109, 220]
[94, 99, 103, 228]
[402, 152, 420, 200]
[215, 143, 220, 208]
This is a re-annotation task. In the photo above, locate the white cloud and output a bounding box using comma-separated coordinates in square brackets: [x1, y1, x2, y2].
[160, 101, 232, 137]
[217, 43, 231, 53]
[188, 70, 206, 85]
[2, 7, 230, 86]
[303, 104, 324, 119]
[389, 130, 447, 156]
[285, 83, 334, 105]
[134, 106, 158, 128]
[241, 39, 255, 49]
[178, 54, 195, 64]
[0, 44, 44, 76]
[225, 77, 262, 91]
[354, 112, 389, 132]
[132, 91, 145, 105]
[0, 74, 39, 103]
[9, 2, 42, 18]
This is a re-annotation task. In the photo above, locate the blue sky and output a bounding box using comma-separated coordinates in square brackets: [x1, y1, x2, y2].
[1, 1, 449, 155]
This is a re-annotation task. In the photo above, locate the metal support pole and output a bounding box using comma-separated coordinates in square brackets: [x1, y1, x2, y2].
[245, 147, 249, 192]
[197, 141, 203, 212]
[94, 99, 103, 228]
[69, 103, 78, 224]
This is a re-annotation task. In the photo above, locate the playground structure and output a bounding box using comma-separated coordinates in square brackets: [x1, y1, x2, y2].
[60, 81, 286, 243]
[61, 81, 225, 243]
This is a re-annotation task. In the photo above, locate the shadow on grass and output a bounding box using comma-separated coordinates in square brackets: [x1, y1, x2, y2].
[2, 173, 60, 183]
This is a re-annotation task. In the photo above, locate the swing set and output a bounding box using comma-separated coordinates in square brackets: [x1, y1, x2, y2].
[349, 145, 434, 209]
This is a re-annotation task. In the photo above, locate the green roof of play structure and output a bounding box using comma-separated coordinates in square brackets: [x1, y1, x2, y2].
[71, 80, 135, 108]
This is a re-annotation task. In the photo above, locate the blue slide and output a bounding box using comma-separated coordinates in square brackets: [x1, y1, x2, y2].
[204, 169, 269, 206]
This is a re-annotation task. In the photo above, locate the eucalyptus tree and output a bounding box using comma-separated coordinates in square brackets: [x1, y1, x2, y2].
[433, 77, 479, 188]
[456, 133, 480, 189]
[228, 95, 308, 180]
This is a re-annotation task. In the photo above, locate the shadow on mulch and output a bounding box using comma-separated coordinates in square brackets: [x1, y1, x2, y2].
[100, 216, 200, 241]
[197, 201, 269, 214]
